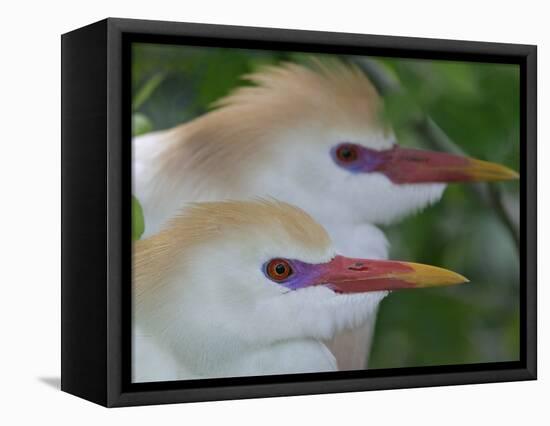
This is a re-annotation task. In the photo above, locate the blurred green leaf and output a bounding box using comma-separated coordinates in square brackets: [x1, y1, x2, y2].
[133, 72, 166, 110]
[195, 51, 252, 110]
[132, 196, 145, 241]
[382, 91, 422, 128]
[132, 112, 153, 137]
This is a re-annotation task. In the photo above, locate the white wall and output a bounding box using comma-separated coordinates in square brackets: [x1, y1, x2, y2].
[1, 0, 545, 424]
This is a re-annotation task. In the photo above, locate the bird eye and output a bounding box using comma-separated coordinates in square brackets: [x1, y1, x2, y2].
[266, 259, 293, 281]
[335, 144, 359, 163]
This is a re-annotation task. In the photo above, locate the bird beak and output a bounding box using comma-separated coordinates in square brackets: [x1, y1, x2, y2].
[373, 146, 519, 183]
[313, 255, 468, 293]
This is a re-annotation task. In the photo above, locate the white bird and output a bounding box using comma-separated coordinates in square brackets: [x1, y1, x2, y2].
[132, 199, 467, 382]
[133, 59, 518, 370]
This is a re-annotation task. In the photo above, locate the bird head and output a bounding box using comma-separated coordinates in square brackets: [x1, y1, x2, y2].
[184, 59, 518, 226]
[134, 200, 467, 346]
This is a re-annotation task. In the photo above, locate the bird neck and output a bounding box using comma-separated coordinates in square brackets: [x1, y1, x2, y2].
[134, 291, 339, 379]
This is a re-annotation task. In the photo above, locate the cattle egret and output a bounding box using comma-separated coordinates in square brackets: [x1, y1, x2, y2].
[133, 200, 468, 382]
[133, 59, 518, 369]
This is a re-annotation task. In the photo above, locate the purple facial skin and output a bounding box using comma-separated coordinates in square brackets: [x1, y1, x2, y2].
[262, 259, 327, 291]
[330, 142, 386, 174]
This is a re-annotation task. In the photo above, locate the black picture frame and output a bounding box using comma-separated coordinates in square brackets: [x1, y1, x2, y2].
[61, 17, 537, 407]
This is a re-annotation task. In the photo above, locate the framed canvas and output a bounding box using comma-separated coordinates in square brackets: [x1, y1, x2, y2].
[61, 18, 537, 407]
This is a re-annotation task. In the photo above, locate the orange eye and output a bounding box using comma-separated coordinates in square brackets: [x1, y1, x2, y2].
[336, 144, 359, 163]
[266, 259, 293, 281]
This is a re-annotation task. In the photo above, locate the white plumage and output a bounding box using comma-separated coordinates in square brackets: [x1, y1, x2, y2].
[132, 200, 466, 381]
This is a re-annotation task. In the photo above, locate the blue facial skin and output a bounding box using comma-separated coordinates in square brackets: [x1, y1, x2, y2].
[330, 143, 386, 174]
[263, 259, 326, 291]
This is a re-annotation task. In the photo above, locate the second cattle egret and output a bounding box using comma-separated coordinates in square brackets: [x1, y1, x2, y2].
[133, 200, 468, 382]
[133, 59, 518, 369]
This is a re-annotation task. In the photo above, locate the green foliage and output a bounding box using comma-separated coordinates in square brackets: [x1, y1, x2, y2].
[132, 44, 520, 368]
[132, 112, 153, 137]
[377, 57, 520, 169]
[133, 72, 166, 110]
[132, 196, 145, 241]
